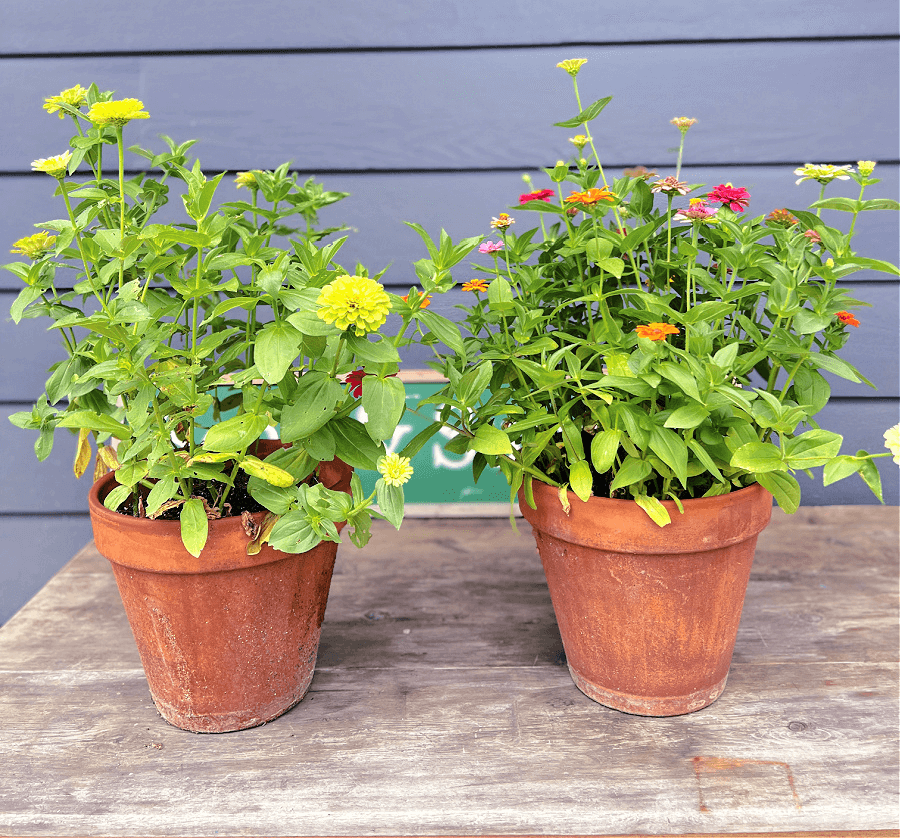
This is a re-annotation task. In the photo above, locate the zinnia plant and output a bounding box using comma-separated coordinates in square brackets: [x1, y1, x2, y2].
[399, 61, 898, 524]
[6, 84, 415, 555]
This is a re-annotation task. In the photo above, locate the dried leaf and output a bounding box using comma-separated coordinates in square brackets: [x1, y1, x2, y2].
[241, 510, 259, 539]
[73, 428, 91, 479]
[247, 513, 279, 555]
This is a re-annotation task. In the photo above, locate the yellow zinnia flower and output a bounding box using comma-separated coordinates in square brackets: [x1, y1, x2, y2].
[31, 151, 73, 178]
[10, 232, 56, 260]
[884, 424, 900, 464]
[377, 453, 414, 487]
[43, 84, 88, 118]
[235, 171, 260, 189]
[557, 58, 588, 77]
[86, 98, 150, 126]
[316, 274, 392, 335]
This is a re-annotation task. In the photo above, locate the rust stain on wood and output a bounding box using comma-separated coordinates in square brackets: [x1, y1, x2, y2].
[692, 755, 803, 812]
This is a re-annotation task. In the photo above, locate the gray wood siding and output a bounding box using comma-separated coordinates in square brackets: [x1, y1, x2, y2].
[1, 2, 897, 623]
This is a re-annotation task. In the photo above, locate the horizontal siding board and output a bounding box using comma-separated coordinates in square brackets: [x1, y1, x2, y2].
[1, 1, 897, 54]
[1, 41, 897, 172]
[0, 516, 93, 626]
[2, 164, 897, 294]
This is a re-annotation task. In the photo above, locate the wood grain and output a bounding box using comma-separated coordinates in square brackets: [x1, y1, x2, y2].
[0, 508, 896, 835]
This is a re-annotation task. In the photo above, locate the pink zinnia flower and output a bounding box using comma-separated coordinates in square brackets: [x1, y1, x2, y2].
[674, 199, 719, 223]
[519, 189, 555, 204]
[479, 241, 504, 254]
[707, 183, 750, 212]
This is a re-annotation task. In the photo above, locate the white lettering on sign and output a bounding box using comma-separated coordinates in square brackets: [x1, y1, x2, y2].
[432, 412, 475, 470]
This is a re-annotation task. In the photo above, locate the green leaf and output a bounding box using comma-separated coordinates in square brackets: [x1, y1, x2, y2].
[856, 453, 884, 503]
[590, 429, 621, 474]
[280, 372, 344, 442]
[180, 499, 208, 558]
[361, 375, 406, 441]
[10, 286, 43, 324]
[648, 425, 688, 488]
[145, 474, 178, 517]
[609, 456, 652, 492]
[810, 352, 861, 383]
[239, 455, 295, 487]
[569, 459, 593, 503]
[103, 484, 132, 512]
[634, 493, 671, 526]
[657, 362, 702, 403]
[375, 479, 405, 529]
[783, 429, 843, 469]
[268, 512, 322, 554]
[329, 417, 385, 471]
[822, 455, 864, 486]
[791, 367, 831, 414]
[469, 424, 512, 456]
[203, 413, 269, 452]
[755, 472, 800, 514]
[255, 321, 303, 384]
[346, 332, 401, 365]
[56, 410, 132, 440]
[664, 404, 709, 429]
[416, 309, 465, 355]
[553, 95, 613, 128]
[730, 441, 785, 473]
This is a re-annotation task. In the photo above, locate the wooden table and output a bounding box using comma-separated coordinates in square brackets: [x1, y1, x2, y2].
[1, 506, 897, 837]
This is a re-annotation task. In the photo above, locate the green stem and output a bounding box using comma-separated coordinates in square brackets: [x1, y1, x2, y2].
[115, 126, 126, 291]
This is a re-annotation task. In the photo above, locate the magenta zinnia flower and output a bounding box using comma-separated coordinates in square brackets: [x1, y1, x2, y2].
[707, 183, 750, 212]
[519, 189, 555, 204]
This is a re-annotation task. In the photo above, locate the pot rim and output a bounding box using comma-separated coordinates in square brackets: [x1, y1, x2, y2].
[87, 450, 353, 574]
[88, 449, 349, 534]
[519, 479, 773, 555]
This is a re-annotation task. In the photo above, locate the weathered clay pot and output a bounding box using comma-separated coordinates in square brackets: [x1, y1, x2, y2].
[519, 481, 772, 716]
[88, 447, 352, 733]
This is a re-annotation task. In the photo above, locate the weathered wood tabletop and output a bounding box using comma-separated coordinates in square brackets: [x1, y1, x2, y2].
[0, 506, 897, 837]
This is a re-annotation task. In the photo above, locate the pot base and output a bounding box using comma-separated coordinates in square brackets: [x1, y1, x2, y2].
[569, 666, 728, 717]
[150, 649, 318, 733]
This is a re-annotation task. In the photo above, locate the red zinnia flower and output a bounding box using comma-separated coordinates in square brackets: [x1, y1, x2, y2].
[519, 189, 555, 204]
[346, 369, 399, 398]
[707, 183, 750, 212]
[835, 311, 860, 328]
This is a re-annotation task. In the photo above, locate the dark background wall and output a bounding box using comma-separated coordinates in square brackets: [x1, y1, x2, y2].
[1, 1, 898, 624]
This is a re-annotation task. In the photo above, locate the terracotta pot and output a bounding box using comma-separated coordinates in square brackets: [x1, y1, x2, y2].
[519, 480, 773, 716]
[88, 447, 353, 733]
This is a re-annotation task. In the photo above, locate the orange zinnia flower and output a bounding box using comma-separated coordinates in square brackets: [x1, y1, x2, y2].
[564, 187, 614, 207]
[461, 279, 489, 293]
[835, 310, 860, 327]
[635, 322, 680, 341]
[401, 291, 431, 309]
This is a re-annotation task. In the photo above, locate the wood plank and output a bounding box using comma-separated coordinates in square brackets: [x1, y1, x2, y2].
[0, 508, 896, 834]
[1, 41, 897, 172]
[1, 0, 896, 54]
